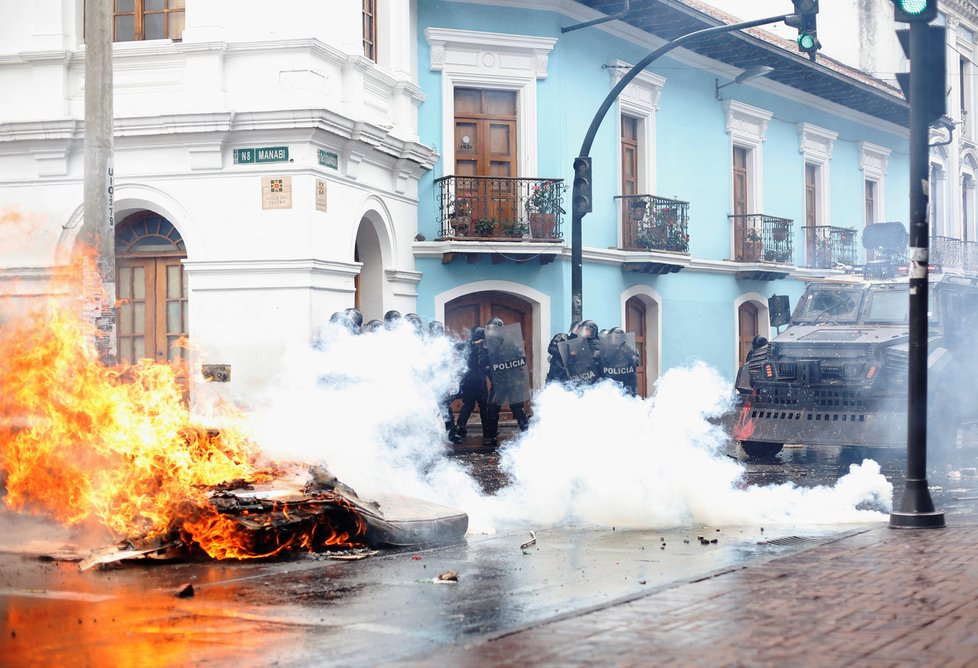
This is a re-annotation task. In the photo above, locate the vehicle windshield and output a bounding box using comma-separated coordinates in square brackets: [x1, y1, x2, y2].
[863, 287, 909, 323]
[792, 288, 863, 323]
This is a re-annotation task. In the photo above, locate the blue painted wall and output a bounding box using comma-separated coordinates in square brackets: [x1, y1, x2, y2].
[415, 1, 908, 382]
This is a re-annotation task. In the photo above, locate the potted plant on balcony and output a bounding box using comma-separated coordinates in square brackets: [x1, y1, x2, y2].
[449, 194, 472, 236]
[666, 223, 690, 253]
[635, 226, 657, 251]
[814, 239, 833, 268]
[526, 181, 565, 238]
[743, 228, 763, 261]
[503, 220, 530, 238]
[475, 218, 496, 237]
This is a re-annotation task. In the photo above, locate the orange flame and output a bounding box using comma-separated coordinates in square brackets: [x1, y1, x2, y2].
[732, 400, 756, 441]
[0, 251, 365, 559]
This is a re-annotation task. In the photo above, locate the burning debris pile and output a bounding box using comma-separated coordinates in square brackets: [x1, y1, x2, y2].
[0, 255, 466, 568]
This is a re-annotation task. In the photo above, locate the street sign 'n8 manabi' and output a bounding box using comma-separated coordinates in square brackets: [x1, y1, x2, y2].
[234, 146, 289, 164]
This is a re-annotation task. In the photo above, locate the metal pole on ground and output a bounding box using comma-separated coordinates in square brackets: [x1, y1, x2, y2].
[890, 17, 945, 529]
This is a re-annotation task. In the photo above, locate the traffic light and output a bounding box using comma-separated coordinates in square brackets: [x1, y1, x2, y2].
[895, 25, 947, 124]
[572, 156, 592, 216]
[892, 0, 938, 23]
[785, 0, 820, 61]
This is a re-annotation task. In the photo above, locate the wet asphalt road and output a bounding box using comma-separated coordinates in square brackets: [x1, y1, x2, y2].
[3, 442, 978, 667]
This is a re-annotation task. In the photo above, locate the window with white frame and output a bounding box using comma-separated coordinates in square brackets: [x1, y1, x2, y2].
[610, 60, 665, 196]
[797, 123, 837, 267]
[725, 101, 772, 215]
[725, 101, 771, 259]
[930, 158, 948, 238]
[425, 28, 557, 179]
[859, 141, 889, 227]
[958, 24, 976, 142]
[962, 153, 977, 242]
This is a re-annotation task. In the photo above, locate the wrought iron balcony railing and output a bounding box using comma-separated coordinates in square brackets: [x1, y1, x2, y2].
[932, 236, 978, 272]
[434, 175, 565, 241]
[801, 225, 858, 269]
[616, 194, 690, 254]
[730, 214, 793, 264]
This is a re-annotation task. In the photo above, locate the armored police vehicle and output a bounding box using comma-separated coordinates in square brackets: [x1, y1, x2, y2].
[728, 269, 978, 459]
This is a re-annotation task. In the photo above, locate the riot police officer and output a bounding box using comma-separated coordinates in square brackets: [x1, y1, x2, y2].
[454, 327, 494, 445]
[427, 320, 458, 440]
[405, 312, 423, 335]
[545, 332, 569, 384]
[485, 317, 530, 433]
[361, 319, 383, 334]
[344, 308, 364, 333]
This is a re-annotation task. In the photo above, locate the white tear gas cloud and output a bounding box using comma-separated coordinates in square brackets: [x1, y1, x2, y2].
[484, 364, 891, 528]
[242, 323, 892, 533]
[240, 321, 486, 508]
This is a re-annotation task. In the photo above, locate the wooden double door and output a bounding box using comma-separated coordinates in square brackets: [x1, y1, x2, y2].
[445, 291, 534, 416]
[454, 88, 518, 225]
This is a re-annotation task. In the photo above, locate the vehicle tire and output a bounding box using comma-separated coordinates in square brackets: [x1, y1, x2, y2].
[740, 441, 784, 459]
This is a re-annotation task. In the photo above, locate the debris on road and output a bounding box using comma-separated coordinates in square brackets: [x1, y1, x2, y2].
[175, 583, 194, 598]
[64, 467, 468, 571]
[437, 570, 459, 582]
[520, 530, 537, 552]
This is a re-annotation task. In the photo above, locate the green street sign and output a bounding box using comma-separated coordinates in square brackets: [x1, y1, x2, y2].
[234, 146, 289, 164]
[233, 148, 255, 164]
[318, 149, 339, 169]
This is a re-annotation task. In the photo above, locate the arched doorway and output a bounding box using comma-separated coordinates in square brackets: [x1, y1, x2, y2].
[625, 296, 648, 397]
[354, 218, 384, 321]
[445, 291, 534, 420]
[737, 302, 760, 368]
[115, 211, 188, 368]
[445, 291, 534, 372]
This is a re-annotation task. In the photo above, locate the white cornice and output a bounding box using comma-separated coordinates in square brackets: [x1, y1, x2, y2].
[724, 100, 774, 145]
[0, 110, 438, 171]
[414, 241, 844, 279]
[425, 27, 558, 56]
[797, 122, 839, 162]
[425, 27, 557, 80]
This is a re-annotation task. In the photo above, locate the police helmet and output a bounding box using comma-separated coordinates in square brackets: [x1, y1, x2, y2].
[486, 316, 504, 328]
[470, 326, 486, 342]
[579, 320, 599, 339]
[384, 310, 402, 323]
[428, 320, 446, 337]
[568, 320, 582, 336]
[405, 313, 423, 333]
[362, 319, 383, 333]
[548, 332, 568, 356]
[343, 308, 364, 328]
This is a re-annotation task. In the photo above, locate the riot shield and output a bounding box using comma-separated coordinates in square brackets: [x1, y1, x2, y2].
[485, 323, 531, 405]
[599, 331, 640, 394]
[557, 336, 599, 385]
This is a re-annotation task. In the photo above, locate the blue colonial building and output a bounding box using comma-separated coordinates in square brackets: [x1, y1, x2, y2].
[412, 0, 910, 396]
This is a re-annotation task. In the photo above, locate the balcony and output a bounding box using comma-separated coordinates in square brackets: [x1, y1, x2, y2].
[616, 194, 690, 274]
[932, 236, 978, 272]
[801, 225, 858, 269]
[730, 214, 793, 280]
[434, 175, 565, 242]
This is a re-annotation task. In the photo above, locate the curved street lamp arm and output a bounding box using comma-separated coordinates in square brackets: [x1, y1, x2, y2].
[578, 14, 788, 158]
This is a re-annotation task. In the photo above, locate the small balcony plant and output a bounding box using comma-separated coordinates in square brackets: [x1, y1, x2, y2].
[475, 218, 496, 236]
[526, 181, 565, 238]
